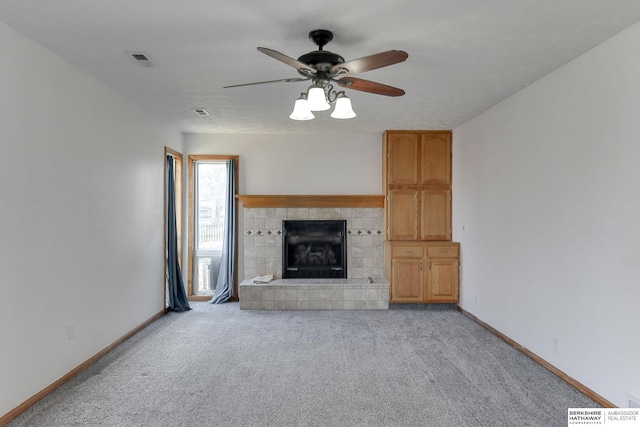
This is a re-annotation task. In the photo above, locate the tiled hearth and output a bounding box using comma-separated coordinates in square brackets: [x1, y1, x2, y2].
[240, 205, 388, 310]
[239, 278, 389, 310]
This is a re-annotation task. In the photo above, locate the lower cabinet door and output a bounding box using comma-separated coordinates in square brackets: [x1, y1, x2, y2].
[390, 258, 424, 302]
[426, 257, 459, 302]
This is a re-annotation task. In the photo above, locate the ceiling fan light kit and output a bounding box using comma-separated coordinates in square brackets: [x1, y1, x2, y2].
[290, 86, 356, 121]
[224, 29, 408, 121]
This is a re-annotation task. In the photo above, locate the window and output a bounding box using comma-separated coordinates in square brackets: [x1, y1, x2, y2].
[187, 155, 238, 300]
[194, 161, 227, 295]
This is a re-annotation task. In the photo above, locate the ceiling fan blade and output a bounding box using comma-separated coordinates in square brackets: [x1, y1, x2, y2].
[336, 77, 405, 97]
[224, 77, 309, 89]
[331, 50, 408, 75]
[257, 47, 316, 75]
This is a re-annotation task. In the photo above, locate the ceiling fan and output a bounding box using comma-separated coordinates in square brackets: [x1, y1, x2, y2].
[224, 29, 408, 120]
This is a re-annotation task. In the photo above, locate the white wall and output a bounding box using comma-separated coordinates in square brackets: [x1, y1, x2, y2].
[0, 22, 181, 417]
[453, 22, 640, 407]
[184, 133, 383, 195]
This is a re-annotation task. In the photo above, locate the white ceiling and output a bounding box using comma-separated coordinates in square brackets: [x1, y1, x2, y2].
[1, 0, 639, 134]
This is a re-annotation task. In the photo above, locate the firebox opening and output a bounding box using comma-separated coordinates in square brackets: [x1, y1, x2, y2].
[282, 220, 347, 279]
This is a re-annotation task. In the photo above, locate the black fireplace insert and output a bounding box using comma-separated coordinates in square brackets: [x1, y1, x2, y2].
[282, 220, 347, 279]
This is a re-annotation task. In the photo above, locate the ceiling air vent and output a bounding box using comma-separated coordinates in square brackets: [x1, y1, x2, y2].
[193, 108, 210, 117]
[125, 51, 155, 67]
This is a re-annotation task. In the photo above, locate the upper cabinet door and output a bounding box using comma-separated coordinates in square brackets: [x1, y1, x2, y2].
[420, 189, 451, 241]
[387, 132, 419, 185]
[420, 133, 451, 185]
[387, 189, 419, 240]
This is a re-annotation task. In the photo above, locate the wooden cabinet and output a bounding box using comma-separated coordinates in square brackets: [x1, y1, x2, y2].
[384, 130, 452, 241]
[420, 133, 451, 185]
[385, 242, 459, 303]
[386, 132, 419, 185]
[383, 130, 459, 304]
[425, 246, 459, 302]
[390, 258, 424, 302]
[387, 189, 419, 240]
[421, 189, 451, 240]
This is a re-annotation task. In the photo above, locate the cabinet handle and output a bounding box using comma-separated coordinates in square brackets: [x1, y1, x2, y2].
[420, 261, 423, 271]
[429, 261, 432, 270]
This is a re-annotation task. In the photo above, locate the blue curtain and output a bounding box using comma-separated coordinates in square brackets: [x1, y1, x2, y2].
[166, 155, 191, 312]
[210, 159, 236, 304]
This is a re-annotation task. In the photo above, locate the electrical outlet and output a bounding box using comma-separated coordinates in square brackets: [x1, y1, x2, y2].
[552, 337, 560, 354]
[474, 296, 478, 308]
[627, 392, 640, 408]
[68, 322, 76, 341]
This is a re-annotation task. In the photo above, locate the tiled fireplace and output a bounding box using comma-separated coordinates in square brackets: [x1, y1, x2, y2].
[239, 203, 389, 310]
[243, 207, 385, 280]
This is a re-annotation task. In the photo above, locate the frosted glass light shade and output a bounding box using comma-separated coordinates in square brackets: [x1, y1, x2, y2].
[289, 95, 314, 121]
[330, 95, 356, 119]
[307, 87, 330, 111]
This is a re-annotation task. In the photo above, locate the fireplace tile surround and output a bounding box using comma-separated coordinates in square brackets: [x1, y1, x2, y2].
[242, 207, 385, 280]
[240, 206, 388, 310]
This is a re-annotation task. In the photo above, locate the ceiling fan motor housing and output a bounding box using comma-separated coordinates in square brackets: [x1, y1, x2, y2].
[297, 51, 344, 73]
[296, 29, 345, 79]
